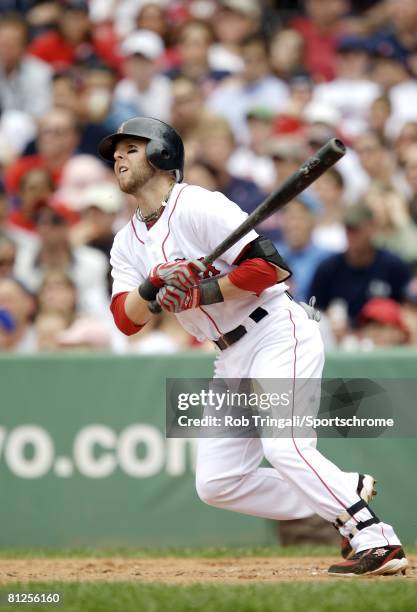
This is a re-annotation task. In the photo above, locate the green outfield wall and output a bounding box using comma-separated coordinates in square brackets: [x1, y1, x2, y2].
[0, 350, 416, 548]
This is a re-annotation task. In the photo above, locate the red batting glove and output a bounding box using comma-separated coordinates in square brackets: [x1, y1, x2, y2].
[156, 285, 201, 313]
[150, 260, 206, 291]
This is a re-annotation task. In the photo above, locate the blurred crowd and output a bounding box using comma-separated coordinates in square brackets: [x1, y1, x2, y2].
[1, 0, 417, 353]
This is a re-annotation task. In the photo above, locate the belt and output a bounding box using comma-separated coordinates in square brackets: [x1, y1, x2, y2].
[214, 307, 268, 351]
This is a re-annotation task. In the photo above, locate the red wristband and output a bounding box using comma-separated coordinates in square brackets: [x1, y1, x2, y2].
[110, 292, 146, 336]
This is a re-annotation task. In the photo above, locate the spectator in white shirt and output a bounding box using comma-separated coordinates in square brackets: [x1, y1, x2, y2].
[114, 30, 171, 122]
[207, 33, 288, 143]
[0, 12, 52, 117]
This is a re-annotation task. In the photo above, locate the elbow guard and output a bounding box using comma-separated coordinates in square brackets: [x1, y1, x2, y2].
[234, 236, 292, 283]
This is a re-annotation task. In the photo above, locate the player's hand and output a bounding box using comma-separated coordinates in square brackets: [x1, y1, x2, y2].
[156, 285, 201, 313]
[139, 259, 206, 302]
[299, 296, 321, 322]
[151, 260, 206, 290]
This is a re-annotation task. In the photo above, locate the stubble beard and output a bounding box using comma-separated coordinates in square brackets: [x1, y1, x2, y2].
[118, 164, 154, 195]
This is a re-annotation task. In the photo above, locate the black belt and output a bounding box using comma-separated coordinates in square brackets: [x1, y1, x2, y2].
[214, 307, 268, 351]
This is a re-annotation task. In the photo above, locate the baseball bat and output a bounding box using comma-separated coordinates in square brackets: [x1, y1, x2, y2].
[148, 138, 346, 313]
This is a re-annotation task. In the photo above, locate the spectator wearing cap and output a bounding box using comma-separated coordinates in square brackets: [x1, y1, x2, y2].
[309, 202, 411, 324]
[210, 0, 261, 74]
[0, 277, 36, 353]
[15, 204, 109, 317]
[0, 12, 52, 117]
[79, 61, 138, 134]
[4, 108, 81, 197]
[207, 34, 288, 143]
[369, 0, 417, 66]
[369, 39, 417, 135]
[291, 0, 350, 81]
[166, 20, 230, 96]
[52, 154, 111, 211]
[196, 116, 267, 215]
[114, 30, 171, 121]
[228, 107, 277, 191]
[358, 297, 409, 347]
[27, 0, 119, 71]
[275, 192, 333, 301]
[402, 277, 417, 344]
[312, 35, 380, 137]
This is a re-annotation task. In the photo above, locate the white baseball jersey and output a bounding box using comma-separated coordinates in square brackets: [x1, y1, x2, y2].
[110, 182, 288, 341]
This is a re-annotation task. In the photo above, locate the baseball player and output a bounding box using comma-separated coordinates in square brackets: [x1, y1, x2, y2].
[100, 117, 408, 576]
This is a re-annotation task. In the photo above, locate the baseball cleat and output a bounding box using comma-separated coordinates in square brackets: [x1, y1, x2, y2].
[328, 545, 408, 576]
[340, 474, 377, 559]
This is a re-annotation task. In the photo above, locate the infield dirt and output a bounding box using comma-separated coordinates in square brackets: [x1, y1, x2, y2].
[0, 556, 415, 584]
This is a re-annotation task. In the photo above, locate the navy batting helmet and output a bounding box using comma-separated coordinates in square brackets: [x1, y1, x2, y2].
[98, 117, 184, 182]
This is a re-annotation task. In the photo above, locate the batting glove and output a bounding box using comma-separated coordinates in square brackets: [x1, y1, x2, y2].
[156, 280, 224, 313]
[139, 260, 206, 301]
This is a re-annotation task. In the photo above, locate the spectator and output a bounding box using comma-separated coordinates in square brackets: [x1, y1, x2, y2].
[275, 193, 332, 301]
[402, 143, 417, 222]
[358, 298, 409, 347]
[270, 28, 305, 81]
[37, 269, 77, 323]
[210, 0, 261, 73]
[8, 167, 53, 233]
[353, 131, 405, 195]
[4, 108, 81, 196]
[312, 35, 380, 137]
[312, 168, 347, 252]
[0, 182, 38, 252]
[196, 116, 266, 214]
[207, 33, 288, 143]
[169, 77, 213, 145]
[35, 311, 68, 351]
[185, 159, 221, 192]
[0, 277, 36, 352]
[79, 60, 138, 133]
[27, 0, 119, 71]
[52, 154, 111, 211]
[14, 204, 109, 316]
[0, 234, 16, 279]
[402, 277, 417, 344]
[368, 95, 392, 144]
[370, 0, 417, 65]
[114, 30, 171, 121]
[0, 12, 52, 116]
[167, 20, 229, 95]
[309, 203, 411, 323]
[291, 0, 350, 81]
[228, 107, 277, 191]
[364, 184, 417, 270]
[395, 121, 417, 166]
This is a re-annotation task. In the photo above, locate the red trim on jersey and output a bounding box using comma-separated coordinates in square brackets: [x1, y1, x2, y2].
[130, 218, 145, 244]
[228, 258, 277, 296]
[110, 292, 146, 336]
[286, 308, 359, 522]
[199, 306, 223, 336]
[161, 184, 190, 262]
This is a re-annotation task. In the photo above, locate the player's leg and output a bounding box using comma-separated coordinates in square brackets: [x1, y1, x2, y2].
[195, 354, 314, 521]
[245, 298, 406, 573]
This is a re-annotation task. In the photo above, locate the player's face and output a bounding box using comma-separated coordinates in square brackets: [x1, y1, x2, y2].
[114, 138, 154, 194]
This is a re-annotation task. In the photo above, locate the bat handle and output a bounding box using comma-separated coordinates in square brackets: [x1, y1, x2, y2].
[148, 299, 162, 314]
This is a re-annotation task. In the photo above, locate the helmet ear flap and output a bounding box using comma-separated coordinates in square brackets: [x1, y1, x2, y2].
[146, 139, 172, 172]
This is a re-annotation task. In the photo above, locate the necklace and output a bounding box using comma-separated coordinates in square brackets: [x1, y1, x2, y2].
[136, 182, 175, 224]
